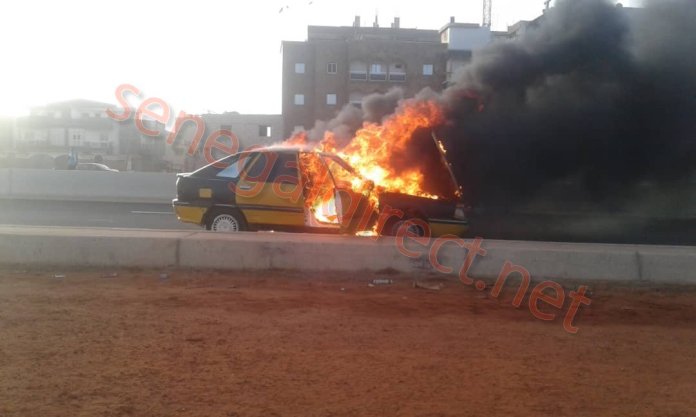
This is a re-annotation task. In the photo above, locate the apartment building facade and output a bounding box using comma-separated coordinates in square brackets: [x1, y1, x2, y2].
[282, 17, 448, 138]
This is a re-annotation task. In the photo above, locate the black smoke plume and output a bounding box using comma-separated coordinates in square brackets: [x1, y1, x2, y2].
[294, 0, 695, 210]
[440, 0, 696, 205]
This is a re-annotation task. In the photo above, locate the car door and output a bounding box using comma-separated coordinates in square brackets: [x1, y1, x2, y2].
[298, 152, 377, 233]
[234, 151, 306, 228]
[299, 152, 342, 229]
[320, 154, 378, 234]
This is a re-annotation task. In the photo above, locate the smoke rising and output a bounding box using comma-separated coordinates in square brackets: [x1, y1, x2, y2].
[293, 0, 695, 207]
[441, 0, 696, 204]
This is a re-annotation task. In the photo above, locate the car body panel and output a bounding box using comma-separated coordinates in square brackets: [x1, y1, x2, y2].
[428, 218, 469, 237]
[172, 147, 468, 236]
[75, 162, 119, 172]
[173, 201, 207, 224]
[234, 152, 306, 227]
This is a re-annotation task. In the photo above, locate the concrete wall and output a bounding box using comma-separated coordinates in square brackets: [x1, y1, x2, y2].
[435, 239, 642, 282]
[0, 169, 9, 196]
[0, 227, 186, 268]
[0, 169, 176, 203]
[1, 226, 694, 284]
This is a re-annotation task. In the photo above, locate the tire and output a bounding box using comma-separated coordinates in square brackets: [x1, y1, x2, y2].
[384, 217, 428, 237]
[206, 209, 247, 232]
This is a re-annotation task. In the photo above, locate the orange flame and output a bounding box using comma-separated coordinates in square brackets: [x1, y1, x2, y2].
[288, 99, 445, 199]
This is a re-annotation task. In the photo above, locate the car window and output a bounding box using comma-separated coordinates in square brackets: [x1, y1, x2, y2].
[269, 152, 299, 184]
[194, 153, 241, 178]
[244, 153, 270, 181]
[322, 155, 357, 185]
[215, 154, 246, 179]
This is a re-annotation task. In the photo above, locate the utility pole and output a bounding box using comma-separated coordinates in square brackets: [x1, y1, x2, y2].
[544, 0, 552, 10]
[482, 0, 492, 27]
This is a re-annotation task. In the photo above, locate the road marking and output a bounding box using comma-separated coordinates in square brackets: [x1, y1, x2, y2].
[130, 211, 173, 215]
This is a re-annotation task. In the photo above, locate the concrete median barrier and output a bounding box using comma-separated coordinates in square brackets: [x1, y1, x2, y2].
[178, 232, 424, 271]
[0, 169, 176, 203]
[435, 240, 642, 282]
[0, 227, 189, 268]
[636, 245, 696, 283]
[0, 226, 694, 284]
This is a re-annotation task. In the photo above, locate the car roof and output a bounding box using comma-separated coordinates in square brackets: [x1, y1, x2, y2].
[236, 145, 336, 158]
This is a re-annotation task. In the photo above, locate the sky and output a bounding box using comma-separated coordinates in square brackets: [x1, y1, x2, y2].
[0, 0, 643, 118]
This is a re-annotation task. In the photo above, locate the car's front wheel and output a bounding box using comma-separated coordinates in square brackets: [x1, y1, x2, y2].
[206, 209, 247, 232]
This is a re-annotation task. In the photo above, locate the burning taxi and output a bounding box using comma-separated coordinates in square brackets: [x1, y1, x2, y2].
[172, 147, 468, 237]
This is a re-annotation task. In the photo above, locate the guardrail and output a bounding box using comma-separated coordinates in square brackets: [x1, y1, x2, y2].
[0, 169, 176, 204]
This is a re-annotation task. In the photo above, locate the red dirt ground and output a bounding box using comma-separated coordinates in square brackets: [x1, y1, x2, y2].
[0, 268, 695, 417]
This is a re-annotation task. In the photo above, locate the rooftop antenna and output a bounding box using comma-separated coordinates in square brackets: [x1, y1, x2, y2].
[373, 9, 379, 28]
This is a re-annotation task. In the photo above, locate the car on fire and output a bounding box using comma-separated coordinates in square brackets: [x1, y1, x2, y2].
[172, 147, 468, 237]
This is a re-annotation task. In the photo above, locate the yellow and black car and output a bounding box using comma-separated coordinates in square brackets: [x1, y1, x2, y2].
[172, 147, 468, 237]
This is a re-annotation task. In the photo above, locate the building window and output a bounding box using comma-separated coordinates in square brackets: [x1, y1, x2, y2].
[294, 94, 305, 106]
[99, 134, 109, 142]
[389, 63, 406, 82]
[327, 62, 337, 74]
[349, 92, 363, 109]
[295, 63, 305, 74]
[370, 63, 387, 81]
[349, 61, 368, 80]
[423, 64, 434, 76]
[259, 125, 272, 137]
[326, 94, 337, 106]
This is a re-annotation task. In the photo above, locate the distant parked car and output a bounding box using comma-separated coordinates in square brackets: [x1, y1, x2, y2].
[75, 163, 119, 172]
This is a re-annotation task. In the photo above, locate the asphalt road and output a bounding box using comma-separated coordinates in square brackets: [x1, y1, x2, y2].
[1, 198, 694, 245]
[0, 199, 198, 230]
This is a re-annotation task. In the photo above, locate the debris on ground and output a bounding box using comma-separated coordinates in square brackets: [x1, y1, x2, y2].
[101, 272, 119, 278]
[413, 280, 444, 291]
[53, 274, 66, 279]
[371, 279, 393, 285]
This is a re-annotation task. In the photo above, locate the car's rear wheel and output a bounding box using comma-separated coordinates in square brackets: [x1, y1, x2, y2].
[206, 209, 247, 232]
[383, 217, 428, 237]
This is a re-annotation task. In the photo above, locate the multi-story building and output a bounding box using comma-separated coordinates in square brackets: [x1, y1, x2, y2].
[12, 99, 168, 170]
[15, 100, 123, 154]
[282, 17, 448, 138]
[439, 18, 501, 84]
[165, 112, 284, 172]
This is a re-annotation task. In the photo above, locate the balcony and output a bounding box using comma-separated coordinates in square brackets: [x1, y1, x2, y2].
[350, 72, 368, 81]
[369, 73, 387, 81]
[388, 73, 406, 82]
